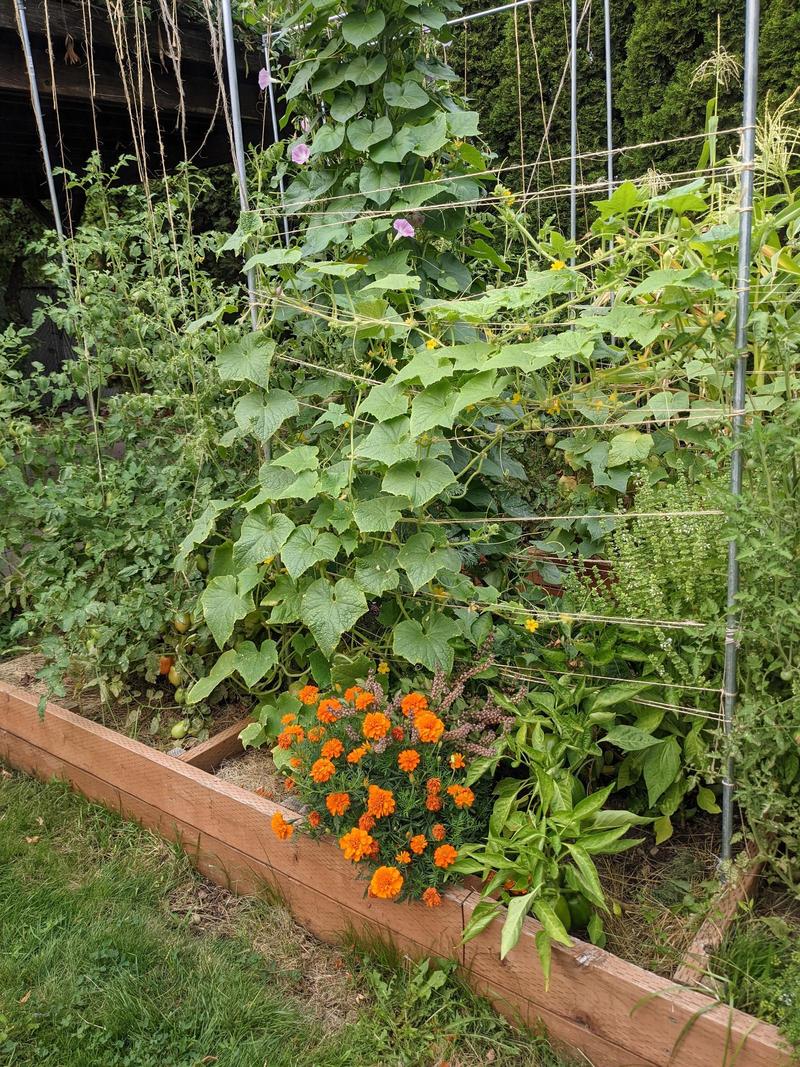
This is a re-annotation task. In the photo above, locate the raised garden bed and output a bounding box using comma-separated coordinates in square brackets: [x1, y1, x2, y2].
[0, 678, 792, 1067]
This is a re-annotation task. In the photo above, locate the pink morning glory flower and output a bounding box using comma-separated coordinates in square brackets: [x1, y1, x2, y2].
[258, 68, 270, 91]
[393, 218, 415, 238]
[291, 143, 311, 165]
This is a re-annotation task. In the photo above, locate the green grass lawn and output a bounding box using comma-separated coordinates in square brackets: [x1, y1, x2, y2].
[0, 768, 572, 1067]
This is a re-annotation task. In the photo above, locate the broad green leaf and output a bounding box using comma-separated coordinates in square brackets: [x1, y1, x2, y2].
[361, 273, 421, 293]
[348, 116, 393, 152]
[394, 352, 454, 387]
[412, 112, 448, 156]
[239, 721, 267, 750]
[359, 382, 408, 421]
[272, 445, 319, 473]
[310, 64, 348, 93]
[630, 268, 715, 296]
[345, 54, 387, 86]
[577, 304, 660, 346]
[531, 899, 572, 948]
[330, 88, 366, 123]
[696, 786, 721, 814]
[446, 110, 480, 137]
[353, 547, 400, 595]
[262, 574, 303, 623]
[233, 506, 295, 568]
[356, 415, 417, 465]
[648, 390, 691, 423]
[216, 333, 274, 390]
[341, 8, 385, 46]
[200, 575, 254, 648]
[233, 390, 300, 443]
[407, 4, 447, 29]
[501, 892, 534, 960]
[369, 129, 416, 164]
[601, 724, 661, 751]
[281, 525, 340, 579]
[353, 495, 407, 533]
[643, 737, 681, 807]
[451, 371, 499, 418]
[174, 499, 230, 570]
[653, 814, 674, 844]
[382, 457, 456, 507]
[397, 532, 461, 593]
[359, 161, 399, 206]
[383, 80, 430, 109]
[462, 899, 502, 944]
[233, 639, 279, 688]
[186, 649, 238, 704]
[589, 682, 651, 709]
[310, 123, 345, 156]
[607, 430, 653, 467]
[285, 58, 320, 100]
[409, 381, 456, 437]
[301, 577, 368, 657]
[392, 614, 460, 672]
[535, 929, 553, 989]
[565, 844, 606, 908]
[243, 247, 302, 270]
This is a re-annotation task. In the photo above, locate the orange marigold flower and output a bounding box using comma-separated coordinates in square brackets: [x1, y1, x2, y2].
[362, 712, 391, 741]
[270, 812, 294, 841]
[395, 850, 412, 865]
[277, 730, 293, 750]
[422, 887, 442, 908]
[425, 794, 443, 812]
[326, 791, 350, 817]
[307, 725, 326, 743]
[427, 777, 442, 794]
[298, 684, 319, 705]
[450, 785, 475, 809]
[344, 686, 363, 703]
[321, 738, 344, 759]
[397, 749, 420, 773]
[415, 711, 444, 744]
[290, 757, 303, 769]
[400, 692, 428, 717]
[346, 745, 368, 764]
[359, 813, 376, 833]
[367, 784, 396, 819]
[434, 843, 458, 869]
[339, 827, 375, 862]
[432, 823, 447, 841]
[317, 698, 341, 724]
[355, 691, 376, 710]
[409, 834, 428, 855]
[391, 726, 404, 741]
[308, 811, 322, 829]
[368, 866, 404, 900]
[310, 757, 336, 783]
[449, 752, 466, 770]
[280, 712, 296, 725]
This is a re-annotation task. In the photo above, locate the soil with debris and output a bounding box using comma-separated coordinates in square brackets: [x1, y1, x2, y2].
[215, 748, 307, 814]
[166, 876, 364, 1031]
[595, 814, 723, 975]
[0, 652, 248, 754]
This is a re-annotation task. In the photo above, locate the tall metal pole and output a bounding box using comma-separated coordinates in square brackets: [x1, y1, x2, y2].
[568, 0, 578, 264]
[262, 30, 291, 248]
[603, 0, 613, 197]
[220, 0, 258, 331]
[721, 0, 760, 868]
[13, 0, 68, 268]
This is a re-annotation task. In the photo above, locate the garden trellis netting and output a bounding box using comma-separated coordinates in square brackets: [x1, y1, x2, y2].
[9, 0, 796, 1000]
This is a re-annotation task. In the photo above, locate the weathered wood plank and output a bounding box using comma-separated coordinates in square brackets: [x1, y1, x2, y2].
[674, 841, 763, 990]
[179, 717, 252, 771]
[462, 895, 791, 1067]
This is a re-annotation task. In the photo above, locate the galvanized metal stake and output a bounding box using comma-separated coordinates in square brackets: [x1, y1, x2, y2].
[721, 0, 760, 869]
[262, 30, 291, 248]
[568, 0, 578, 264]
[13, 0, 68, 267]
[603, 0, 613, 197]
[220, 0, 258, 331]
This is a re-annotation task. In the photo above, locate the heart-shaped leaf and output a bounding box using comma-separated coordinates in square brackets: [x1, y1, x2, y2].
[301, 577, 368, 657]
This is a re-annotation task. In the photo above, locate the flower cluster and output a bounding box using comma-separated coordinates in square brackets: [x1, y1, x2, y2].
[270, 683, 485, 906]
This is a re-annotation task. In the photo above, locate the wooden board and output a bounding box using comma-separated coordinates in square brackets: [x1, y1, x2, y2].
[179, 717, 253, 771]
[674, 840, 764, 990]
[0, 681, 793, 1067]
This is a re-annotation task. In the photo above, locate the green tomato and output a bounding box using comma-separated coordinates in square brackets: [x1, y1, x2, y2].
[544, 432, 557, 449]
[173, 613, 191, 634]
[173, 687, 186, 705]
[566, 894, 591, 930]
[194, 554, 208, 574]
[167, 665, 183, 687]
[170, 719, 189, 740]
[780, 668, 793, 682]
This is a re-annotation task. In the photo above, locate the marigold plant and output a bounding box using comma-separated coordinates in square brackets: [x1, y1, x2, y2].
[269, 681, 486, 904]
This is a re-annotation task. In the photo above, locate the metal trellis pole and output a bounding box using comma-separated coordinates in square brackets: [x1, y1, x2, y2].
[603, 0, 613, 197]
[721, 0, 760, 869]
[262, 30, 291, 248]
[569, 0, 578, 264]
[13, 0, 68, 269]
[220, 0, 258, 331]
